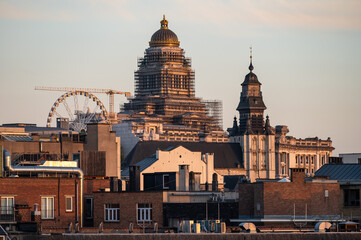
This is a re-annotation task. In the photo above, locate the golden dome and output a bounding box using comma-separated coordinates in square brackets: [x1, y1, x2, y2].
[149, 15, 180, 47]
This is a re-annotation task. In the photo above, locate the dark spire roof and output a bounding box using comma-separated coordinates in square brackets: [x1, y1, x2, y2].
[248, 62, 254, 72]
[149, 15, 180, 47]
[123, 141, 243, 169]
[229, 116, 239, 136]
[241, 49, 260, 86]
[265, 115, 274, 135]
[249, 46, 254, 72]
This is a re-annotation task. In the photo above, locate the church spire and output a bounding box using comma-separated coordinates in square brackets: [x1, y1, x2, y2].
[249, 46, 254, 72]
[265, 115, 274, 135]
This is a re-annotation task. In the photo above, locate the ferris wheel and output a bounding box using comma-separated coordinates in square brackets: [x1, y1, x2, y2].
[46, 90, 108, 132]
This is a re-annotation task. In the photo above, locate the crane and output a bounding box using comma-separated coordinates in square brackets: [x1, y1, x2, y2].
[35, 86, 131, 114]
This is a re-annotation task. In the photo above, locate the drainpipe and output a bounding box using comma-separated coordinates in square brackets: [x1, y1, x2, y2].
[4, 152, 84, 227]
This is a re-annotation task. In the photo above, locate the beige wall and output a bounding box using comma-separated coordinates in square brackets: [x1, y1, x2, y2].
[85, 124, 121, 178]
[240, 134, 276, 182]
[140, 146, 222, 190]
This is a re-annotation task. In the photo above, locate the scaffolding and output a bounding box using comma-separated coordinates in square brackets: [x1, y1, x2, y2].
[134, 48, 195, 98]
[202, 100, 223, 129]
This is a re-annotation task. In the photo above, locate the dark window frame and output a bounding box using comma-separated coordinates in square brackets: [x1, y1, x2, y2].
[344, 189, 360, 207]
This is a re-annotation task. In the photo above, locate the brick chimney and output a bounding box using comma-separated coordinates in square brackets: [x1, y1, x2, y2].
[129, 165, 140, 192]
[290, 168, 306, 183]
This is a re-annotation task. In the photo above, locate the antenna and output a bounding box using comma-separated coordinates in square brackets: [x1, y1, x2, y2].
[250, 46, 253, 62]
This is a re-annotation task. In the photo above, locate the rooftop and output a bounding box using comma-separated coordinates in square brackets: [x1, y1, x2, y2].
[315, 164, 361, 183]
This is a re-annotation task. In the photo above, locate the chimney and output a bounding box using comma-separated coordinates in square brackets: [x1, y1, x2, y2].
[117, 179, 122, 192]
[178, 165, 189, 191]
[31, 133, 40, 142]
[110, 177, 118, 192]
[212, 173, 218, 191]
[194, 173, 201, 191]
[189, 171, 194, 191]
[290, 168, 306, 183]
[129, 166, 140, 192]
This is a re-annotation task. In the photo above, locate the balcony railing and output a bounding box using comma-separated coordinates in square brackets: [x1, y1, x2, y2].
[0, 207, 15, 222]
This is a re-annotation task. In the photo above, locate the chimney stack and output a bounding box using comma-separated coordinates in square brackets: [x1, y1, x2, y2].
[290, 168, 306, 183]
[129, 166, 140, 192]
[179, 165, 189, 191]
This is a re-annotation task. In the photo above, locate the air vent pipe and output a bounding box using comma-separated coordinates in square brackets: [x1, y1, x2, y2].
[3, 150, 84, 227]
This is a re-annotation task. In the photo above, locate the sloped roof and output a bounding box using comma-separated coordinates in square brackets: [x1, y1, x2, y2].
[315, 164, 361, 182]
[123, 141, 243, 169]
[2, 135, 33, 142]
[122, 156, 158, 177]
[224, 175, 247, 190]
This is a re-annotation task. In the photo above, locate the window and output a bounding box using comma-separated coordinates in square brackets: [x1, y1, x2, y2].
[1, 197, 14, 215]
[344, 189, 360, 207]
[104, 204, 119, 222]
[72, 153, 80, 161]
[41, 197, 54, 219]
[65, 196, 73, 212]
[163, 174, 170, 189]
[137, 203, 152, 223]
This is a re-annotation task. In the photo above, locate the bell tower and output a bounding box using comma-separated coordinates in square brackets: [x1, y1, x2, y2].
[236, 48, 266, 134]
[228, 49, 276, 182]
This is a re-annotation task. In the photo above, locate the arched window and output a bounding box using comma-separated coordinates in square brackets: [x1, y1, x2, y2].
[260, 137, 265, 151]
[252, 137, 257, 151]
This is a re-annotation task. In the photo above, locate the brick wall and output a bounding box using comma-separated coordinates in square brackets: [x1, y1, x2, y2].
[239, 170, 340, 218]
[0, 140, 83, 157]
[84, 179, 110, 195]
[0, 177, 81, 228]
[239, 183, 255, 217]
[340, 185, 361, 221]
[262, 181, 339, 216]
[93, 191, 163, 229]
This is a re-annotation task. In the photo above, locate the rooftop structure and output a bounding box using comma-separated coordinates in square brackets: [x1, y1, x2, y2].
[228, 51, 334, 181]
[116, 16, 227, 149]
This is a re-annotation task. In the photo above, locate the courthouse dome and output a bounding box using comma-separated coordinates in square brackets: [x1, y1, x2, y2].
[149, 15, 180, 47]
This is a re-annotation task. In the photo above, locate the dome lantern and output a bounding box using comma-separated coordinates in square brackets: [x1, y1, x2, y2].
[149, 15, 180, 47]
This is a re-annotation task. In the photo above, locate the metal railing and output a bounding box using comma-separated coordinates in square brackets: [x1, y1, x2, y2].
[0, 207, 15, 222]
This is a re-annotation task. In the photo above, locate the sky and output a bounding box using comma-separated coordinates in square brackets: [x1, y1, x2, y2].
[0, 0, 360, 155]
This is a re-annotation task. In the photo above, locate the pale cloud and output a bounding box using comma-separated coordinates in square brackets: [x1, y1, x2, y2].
[0, 0, 134, 22]
[171, 0, 361, 30]
[0, 1, 78, 21]
[0, 0, 360, 30]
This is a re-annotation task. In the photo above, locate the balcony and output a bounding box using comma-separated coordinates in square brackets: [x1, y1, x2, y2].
[0, 207, 15, 223]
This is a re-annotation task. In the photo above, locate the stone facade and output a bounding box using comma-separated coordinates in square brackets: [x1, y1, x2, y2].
[228, 58, 334, 182]
[228, 59, 276, 182]
[113, 17, 227, 157]
[275, 125, 334, 178]
[125, 146, 223, 191]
